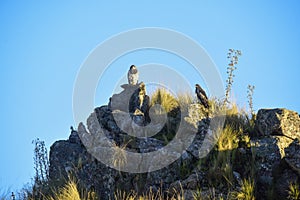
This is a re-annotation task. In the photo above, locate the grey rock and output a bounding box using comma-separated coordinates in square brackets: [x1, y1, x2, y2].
[250, 135, 297, 199]
[233, 171, 242, 186]
[49, 104, 206, 199]
[69, 126, 82, 144]
[284, 139, 300, 176]
[255, 108, 300, 139]
[271, 139, 300, 199]
[273, 168, 299, 200]
[185, 103, 209, 131]
[49, 139, 117, 199]
[251, 137, 286, 198]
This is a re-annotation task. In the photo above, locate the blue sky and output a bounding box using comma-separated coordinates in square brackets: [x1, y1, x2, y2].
[0, 1, 300, 192]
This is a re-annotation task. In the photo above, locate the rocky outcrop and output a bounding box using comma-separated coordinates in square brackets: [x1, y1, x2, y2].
[49, 84, 300, 200]
[49, 113, 205, 199]
[49, 138, 117, 198]
[249, 108, 300, 199]
[49, 83, 210, 200]
[255, 108, 300, 139]
[272, 139, 300, 199]
[251, 137, 286, 198]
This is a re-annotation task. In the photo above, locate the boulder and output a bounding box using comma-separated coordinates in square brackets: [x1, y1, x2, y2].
[255, 108, 300, 139]
[251, 136, 300, 199]
[49, 140, 118, 199]
[250, 136, 292, 199]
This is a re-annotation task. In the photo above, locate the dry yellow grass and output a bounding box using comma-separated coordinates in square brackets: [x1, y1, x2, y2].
[217, 125, 242, 151]
[150, 88, 179, 114]
[233, 178, 255, 200]
[46, 180, 81, 200]
[114, 187, 185, 200]
[112, 141, 128, 171]
[46, 179, 97, 200]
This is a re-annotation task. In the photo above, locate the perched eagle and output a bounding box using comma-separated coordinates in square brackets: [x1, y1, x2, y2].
[127, 65, 139, 85]
[195, 84, 209, 109]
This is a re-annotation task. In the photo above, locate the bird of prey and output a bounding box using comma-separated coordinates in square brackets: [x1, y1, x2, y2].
[127, 65, 139, 85]
[195, 84, 209, 109]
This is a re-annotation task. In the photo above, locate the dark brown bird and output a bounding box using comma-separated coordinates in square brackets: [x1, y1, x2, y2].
[195, 84, 209, 109]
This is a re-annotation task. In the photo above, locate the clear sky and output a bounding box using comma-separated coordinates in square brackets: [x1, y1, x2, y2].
[0, 1, 300, 192]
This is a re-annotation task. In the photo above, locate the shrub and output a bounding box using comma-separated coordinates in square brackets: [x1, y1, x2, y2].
[32, 138, 49, 185]
[224, 49, 242, 105]
[31, 138, 50, 199]
[247, 85, 255, 118]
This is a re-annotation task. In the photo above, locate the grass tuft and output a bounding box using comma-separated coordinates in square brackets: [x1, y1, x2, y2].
[150, 88, 179, 115]
[45, 179, 98, 200]
[114, 186, 185, 200]
[217, 125, 241, 151]
[112, 141, 129, 171]
[232, 178, 255, 200]
[47, 180, 81, 200]
[288, 181, 300, 200]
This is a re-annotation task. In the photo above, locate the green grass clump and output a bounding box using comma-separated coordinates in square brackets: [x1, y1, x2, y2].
[150, 88, 180, 115]
[233, 178, 255, 200]
[217, 125, 241, 151]
[288, 182, 300, 200]
[204, 110, 255, 191]
[206, 125, 241, 188]
[149, 88, 182, 143]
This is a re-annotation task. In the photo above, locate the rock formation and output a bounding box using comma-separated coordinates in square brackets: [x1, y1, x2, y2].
[255, 108, 300, 139]
[251, 108, 300, 199]
[49, 82, 206, 199]
[272, 139, 300, 199]
[49, 89, 300, 200]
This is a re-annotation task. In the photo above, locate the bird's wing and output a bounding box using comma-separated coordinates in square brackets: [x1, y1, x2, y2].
[198, 86, 208, 99]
